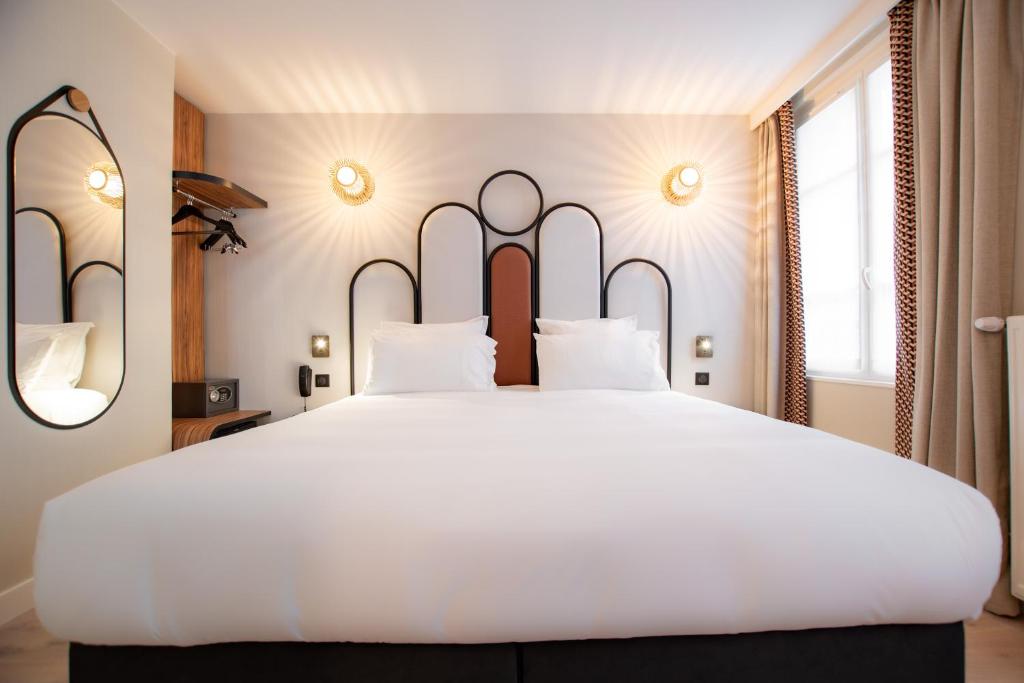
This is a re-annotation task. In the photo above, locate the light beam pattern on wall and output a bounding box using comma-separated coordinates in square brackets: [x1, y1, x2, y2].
[202, 113, 755, 417]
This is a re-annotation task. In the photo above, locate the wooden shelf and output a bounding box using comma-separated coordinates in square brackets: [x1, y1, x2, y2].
[172, 409, 271, 450]
[173, 171, 268, 211]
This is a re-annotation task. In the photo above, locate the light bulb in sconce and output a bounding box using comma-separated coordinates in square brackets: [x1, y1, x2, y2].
[335, 165, 358, 187]
[311, 335, 330, 358]
[83, 162, 123, 209]
[662, 161, 703, 206]
[678, 166, 701, 188]
[87, 169, 108, 190]
[329, 159, 374, 205]
[695, 335, 713, 358]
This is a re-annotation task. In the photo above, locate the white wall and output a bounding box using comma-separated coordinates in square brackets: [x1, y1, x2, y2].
[808, 378, 895, 452]
[204, 114, 756, 418]
[0, 0, 174, 618]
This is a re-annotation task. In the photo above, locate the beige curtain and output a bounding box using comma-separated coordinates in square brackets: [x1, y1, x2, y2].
[912, 0, 1023, 616]
[754, 104, 808, 425]
[754, 114, 783, 418]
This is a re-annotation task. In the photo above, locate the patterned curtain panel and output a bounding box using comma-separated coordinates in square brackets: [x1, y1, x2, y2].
[753, 103, 807, 426]
[911, 0, 1023, 616]
[777, 103, 808, 426]
[889, 0, 915, 459]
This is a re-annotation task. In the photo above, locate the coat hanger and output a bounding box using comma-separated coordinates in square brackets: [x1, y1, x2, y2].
[171, 203, 219, 227]
[172, 192, 247, 253]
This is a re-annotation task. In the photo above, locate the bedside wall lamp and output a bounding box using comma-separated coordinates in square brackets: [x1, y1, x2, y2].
[329, 159, 374, 205]
[695, 335, 713, 358]
[84, 161, 123, 209]
[662, 162, 703, 206]
[312, 335, 330, 358]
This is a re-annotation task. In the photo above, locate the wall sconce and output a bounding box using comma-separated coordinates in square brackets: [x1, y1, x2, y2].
[84, 162, 123, 209]
[662, 162, 703, 206]
[311, 335, 330, 358]
[329, 159, 374, 205]
[695, 335, 713, 358]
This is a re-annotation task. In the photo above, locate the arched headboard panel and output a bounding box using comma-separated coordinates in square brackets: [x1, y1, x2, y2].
[348, 259, 419, 394]
[603, 259, 673, 384]
[417, 203, 485, 323]
[487, 243, 535, 386]
[536, 203, 603, 321]
[348, 170, 672, 393]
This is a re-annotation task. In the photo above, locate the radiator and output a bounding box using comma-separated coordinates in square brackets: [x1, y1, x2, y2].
[1009, 316, 1024, 600]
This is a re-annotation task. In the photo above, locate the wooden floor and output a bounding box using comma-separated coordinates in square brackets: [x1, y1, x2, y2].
[1, 609, 1022, 682]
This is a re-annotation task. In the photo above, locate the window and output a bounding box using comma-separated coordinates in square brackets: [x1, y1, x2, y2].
[796, 49, 895, 382]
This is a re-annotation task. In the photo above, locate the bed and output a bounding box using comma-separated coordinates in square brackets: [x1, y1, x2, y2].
[35, 172, 1001, 682]
[37, 389, 998, 680]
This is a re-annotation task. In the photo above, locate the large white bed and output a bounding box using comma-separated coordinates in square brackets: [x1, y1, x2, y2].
[35, 387, 1001, 647]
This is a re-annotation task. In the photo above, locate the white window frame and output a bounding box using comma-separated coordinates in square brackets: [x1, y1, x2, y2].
[793, 27, 894, 386]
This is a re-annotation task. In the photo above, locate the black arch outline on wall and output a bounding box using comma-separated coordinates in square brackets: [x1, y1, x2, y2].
[477, 169, 544, 237]
[14, 207, 69, 322]
[534, 202, 604, 319]
[68, 260, 123, 318]
[348, 259, 420, 395]
[416, 202, 487, 319]
[6, 84, 126, 430]
[348, 170, 672, 393]
[602, 258, 673, 385]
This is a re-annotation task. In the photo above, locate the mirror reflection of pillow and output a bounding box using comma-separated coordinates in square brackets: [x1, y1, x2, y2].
[14, 322, 94, 391]
[21, 387, 109, 425]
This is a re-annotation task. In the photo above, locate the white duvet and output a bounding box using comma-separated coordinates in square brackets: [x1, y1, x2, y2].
[35, 389, 1001, 646]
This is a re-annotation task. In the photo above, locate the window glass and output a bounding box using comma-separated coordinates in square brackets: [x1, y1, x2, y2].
[866, 61, 896, 378]
[797, 89, 861, 374]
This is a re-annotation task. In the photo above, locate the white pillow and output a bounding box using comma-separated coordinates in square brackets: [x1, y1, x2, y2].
[534, 330, 669, 391]
[378, 316, 488, 336]
[14, 322, 94, 392]
[535, 315, 637, 335]
[363, 332, 497, 395]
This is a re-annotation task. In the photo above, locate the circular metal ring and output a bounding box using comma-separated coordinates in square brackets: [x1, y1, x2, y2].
[477, 170, 544, 237]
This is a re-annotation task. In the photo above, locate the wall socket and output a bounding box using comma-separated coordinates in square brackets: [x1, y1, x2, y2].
[315, 374, 330, 388]
[695, 372, 710, 386]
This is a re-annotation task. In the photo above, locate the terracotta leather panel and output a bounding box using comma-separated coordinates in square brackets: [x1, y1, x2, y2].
[489, 246, 533, 386]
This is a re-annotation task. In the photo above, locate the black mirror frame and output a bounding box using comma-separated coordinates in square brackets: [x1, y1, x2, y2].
[6, 85, 126, 429]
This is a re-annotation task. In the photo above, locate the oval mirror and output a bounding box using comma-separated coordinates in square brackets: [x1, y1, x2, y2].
[6, 87, 125, 428]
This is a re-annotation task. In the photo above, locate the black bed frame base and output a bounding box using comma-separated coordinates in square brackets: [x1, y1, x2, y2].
[70, 622, 963, 683]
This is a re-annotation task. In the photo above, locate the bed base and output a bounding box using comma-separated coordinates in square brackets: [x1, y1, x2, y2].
[70, 622, 963, 683]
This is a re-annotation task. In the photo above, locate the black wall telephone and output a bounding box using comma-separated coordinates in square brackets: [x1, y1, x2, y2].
[298, 365, 312, 398]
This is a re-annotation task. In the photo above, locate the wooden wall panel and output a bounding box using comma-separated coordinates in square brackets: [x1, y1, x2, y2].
[172, 94, 205, 382]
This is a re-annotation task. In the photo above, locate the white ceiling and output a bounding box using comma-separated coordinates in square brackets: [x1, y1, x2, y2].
[114, 0, 865, 115]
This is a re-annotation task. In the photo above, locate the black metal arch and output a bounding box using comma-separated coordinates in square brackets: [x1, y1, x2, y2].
[7, 84, 126, 430]
[416, 202, 487, 317]
[534, 202, 605, 319]
[477, 170, 544, 237]
[348, 259, 420, 394]
[67, 260, 123, 317]
[602, 258, 673, 385]
[14, 207, 70, 323]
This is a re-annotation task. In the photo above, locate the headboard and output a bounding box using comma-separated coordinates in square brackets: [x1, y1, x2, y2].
[348, 170, 671, 394]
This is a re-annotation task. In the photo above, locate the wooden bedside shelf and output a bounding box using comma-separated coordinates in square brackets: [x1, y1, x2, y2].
[172, 409, 271, 451]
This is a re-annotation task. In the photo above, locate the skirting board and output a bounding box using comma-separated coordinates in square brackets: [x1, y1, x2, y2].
[0, 577, 34, 626]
